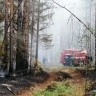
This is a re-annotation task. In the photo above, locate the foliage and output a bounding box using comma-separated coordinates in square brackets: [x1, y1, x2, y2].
[77, 22, 94, 45]
[31, 60, 42, 76]
[0, 40, 4, 53]
[40, 34, 54, 49]
[33, 80, 85, 96]
[0, 1, 4, 22]
[0, 0, 55, 72]
[0, 27, 3, 37]
[93, 90, 96, 95]
[30, 0, 54, 50]
[0, 1, 4, 37]
[85, 80, 94, 91]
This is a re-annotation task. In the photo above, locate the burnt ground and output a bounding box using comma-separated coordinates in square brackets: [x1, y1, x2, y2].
[19, 67, 86, 96]
[0, 71, 49, 96]
[0, 67, 96, 96]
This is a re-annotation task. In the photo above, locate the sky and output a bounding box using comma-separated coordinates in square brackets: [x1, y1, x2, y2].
[38, 0, 95, 63]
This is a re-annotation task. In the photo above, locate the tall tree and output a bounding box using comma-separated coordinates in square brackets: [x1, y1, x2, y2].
[2, 0, 9, 70]
[95, 0, 96, 70]
[16, 0, 24, 71]
[34, 0, 54, 61]
[35, 0, 40, 62]
[23, 0, 29, 70]
[16, 0, 29, 72]
[30, 0, 35, 70]
[9, 0, 14, 75]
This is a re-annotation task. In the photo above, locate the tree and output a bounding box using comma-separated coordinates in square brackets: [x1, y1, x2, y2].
[16, 0, 26, 71]
[23, 0, 29, 71]
[95, 0, 96, 70]
[28, 0, 54, 70]
[2, 0, 9, 70]
[16, 0, 29, 72]
[35, 0, 40, 62]
[9, 0, 14, 75]
[0, 0, 54, 74]
[29, 0, 35, 70]
[33, 0, 54, 61]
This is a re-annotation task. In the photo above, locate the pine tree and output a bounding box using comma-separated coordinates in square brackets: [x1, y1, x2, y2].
[9, 0, 14, 75]
[16, 0, 29, 72]
[2, 0, 9, 70]
[29, 0, 35, 70]
[23, 0, 29, 71]
[31, 0, 54, 61]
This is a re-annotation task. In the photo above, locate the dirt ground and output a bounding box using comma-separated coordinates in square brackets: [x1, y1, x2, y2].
[19, 67, 85, 96]
[0, 67, 91, 96]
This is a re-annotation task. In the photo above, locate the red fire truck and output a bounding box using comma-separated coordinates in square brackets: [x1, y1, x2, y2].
[60, 49, 88, 66]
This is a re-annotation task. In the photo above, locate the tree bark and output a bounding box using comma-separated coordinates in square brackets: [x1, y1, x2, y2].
[23, 0, 29, 71]
[9, 0, 14, 75]
[35, 0, 40, 62]
[16, 0, 29, 72]
[2, 0, 9, 70]
[95, 0, 96, 70]
[16, 0, 24, 71]
[30, 0, 35, 70]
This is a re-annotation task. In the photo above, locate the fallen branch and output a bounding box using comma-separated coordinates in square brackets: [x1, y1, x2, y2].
[7, 87, 16, 96]
[52, 0, 95, 36]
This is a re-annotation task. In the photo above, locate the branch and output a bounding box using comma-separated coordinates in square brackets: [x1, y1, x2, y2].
[52, 0, 95, 36]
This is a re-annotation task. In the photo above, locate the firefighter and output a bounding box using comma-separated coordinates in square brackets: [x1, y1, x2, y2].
[64, 56, 68, 66]
[71, 56, 75, 66]
[64, 55, 70, 66]
[42, 57, 47, 68]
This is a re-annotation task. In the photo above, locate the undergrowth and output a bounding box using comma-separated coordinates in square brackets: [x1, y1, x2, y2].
[32, 79, 85, 96]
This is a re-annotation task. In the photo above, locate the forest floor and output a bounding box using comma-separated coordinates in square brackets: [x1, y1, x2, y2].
[0, 66, 96, 96]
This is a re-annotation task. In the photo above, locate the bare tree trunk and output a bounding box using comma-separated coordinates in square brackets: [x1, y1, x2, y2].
[89, 0, 92, 56]
[16, 0, 23, 71]
[95, 0, 96, 70]
[23, 0, 29, 71]
[3, 0, 9, 70]
[35, 0, 40, 62]
[9, 0, 14, 75]
[16, 0, 29, 72]
[30, 0, 35, 70]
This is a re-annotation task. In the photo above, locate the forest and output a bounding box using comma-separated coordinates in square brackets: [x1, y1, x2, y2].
[0, 0, 96, 96]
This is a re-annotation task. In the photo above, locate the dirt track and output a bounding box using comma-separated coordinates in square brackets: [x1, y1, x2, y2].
[19, 67, 85, 96]
[0, 66, 89, 96]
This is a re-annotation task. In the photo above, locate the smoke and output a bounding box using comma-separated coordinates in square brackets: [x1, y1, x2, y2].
[38, 0, 95, 63]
